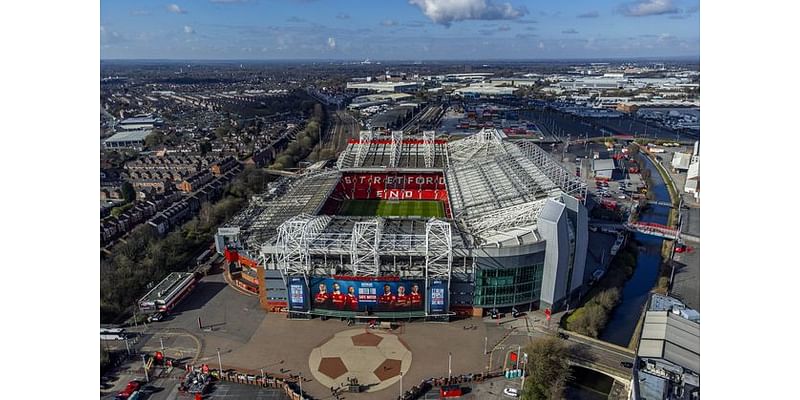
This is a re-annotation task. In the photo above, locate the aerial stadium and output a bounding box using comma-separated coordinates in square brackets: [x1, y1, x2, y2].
[215, 128, 588, 320]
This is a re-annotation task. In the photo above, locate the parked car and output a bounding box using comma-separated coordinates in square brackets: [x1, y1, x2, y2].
[117, 381, 141, 399]
[148, 312, 164, 322]
[503, 387, 520, 397]
[620, 361, 634, 369]
[440, 385, 463, 398]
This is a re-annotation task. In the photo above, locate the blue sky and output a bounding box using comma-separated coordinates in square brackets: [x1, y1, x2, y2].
[100, 0, 699, 60]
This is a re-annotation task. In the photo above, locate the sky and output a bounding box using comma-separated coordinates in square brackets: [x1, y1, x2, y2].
[100, 0, 699, 60]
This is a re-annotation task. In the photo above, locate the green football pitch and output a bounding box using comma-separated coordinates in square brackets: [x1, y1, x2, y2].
[338, 199, 445, 218]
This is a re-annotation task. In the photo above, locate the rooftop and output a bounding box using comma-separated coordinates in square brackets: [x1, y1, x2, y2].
[638, 310, 700, 374]
[139, 272, 195, 305]
[105, 129, 153, 143]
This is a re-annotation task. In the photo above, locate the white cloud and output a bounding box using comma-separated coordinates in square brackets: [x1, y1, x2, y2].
[381, 20, 398, 27]
[619, 0, 678, 17]
[562, 28, 579, 34]
[409, 0, 528, 26]
[538, 41, 544, 49]
[184, 25, 195, 34]
[327, 37, 336, 49]
[167, 4, 187, 14]
[210, 0, 250, 3]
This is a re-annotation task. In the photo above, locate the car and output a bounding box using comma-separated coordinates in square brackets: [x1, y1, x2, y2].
[117, 381, 141, 399]
[620, 361, 634, 369]
[440, 385, 463, 398]
[148, 312, 164, 322]
[558, 332, 569, 340]
[503, 387, 519, 397]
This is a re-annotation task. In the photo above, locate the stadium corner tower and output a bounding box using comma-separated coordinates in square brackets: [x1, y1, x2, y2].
[215, 128, 588, 320]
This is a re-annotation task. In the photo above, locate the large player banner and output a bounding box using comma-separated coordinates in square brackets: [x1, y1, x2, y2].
[287, 276, 309, 312]
[310, 277, 425, 312]
[428, 279, 448, 314]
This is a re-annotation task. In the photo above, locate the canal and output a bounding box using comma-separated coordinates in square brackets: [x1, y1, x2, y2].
[599, 154, 672, 346]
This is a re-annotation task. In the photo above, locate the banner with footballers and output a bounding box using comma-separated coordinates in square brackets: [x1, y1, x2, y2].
[287, 276, 309, 312]
[428, 279, 448, 314]
[309, 277, 425, 312]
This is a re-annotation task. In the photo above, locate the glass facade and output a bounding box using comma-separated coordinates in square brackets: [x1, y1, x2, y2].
[473, 263, 544, 307]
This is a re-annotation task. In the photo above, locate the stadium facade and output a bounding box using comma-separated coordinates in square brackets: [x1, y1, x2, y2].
[215, 128, 588, 319]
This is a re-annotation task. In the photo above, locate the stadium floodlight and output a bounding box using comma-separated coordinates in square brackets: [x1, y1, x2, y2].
[390, 130, 403, 168]
[350, 218, 383, 276]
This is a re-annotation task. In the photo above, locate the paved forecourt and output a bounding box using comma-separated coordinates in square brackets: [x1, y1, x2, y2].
[309, 329, 412, 392]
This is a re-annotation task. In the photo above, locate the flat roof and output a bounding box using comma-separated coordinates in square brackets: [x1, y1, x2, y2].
[139, 272, 195, 304]
[638, 310, 700, 373]
[105, 129, 153, 143]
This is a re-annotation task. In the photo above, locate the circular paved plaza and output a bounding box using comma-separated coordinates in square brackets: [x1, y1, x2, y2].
[308, 329, 412, 392]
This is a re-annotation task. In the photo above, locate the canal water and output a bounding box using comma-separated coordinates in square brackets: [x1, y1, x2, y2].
[598, 155, 672, 346]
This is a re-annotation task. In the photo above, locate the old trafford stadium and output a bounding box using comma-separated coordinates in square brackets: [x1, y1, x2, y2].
[214, 128, 589, 321]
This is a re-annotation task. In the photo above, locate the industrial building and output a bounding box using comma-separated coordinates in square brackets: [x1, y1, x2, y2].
[103, 129, 154, 150]
[215, 128, 589, 320]
[633, 294, 700, 400]
[346, 81, 421, 93]
[118, 114, 164, 130]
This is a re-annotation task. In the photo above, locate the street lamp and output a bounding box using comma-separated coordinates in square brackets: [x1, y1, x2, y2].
[299, 371, 303, 399]
[448, 352, 452, 380]
[399, 371, 403, 398]
[142, 354, 149, 382]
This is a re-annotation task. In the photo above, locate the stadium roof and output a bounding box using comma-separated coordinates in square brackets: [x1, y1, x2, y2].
[222, 128, 587, 256]
[226, 171, 340, 254]
[105, 129, 153, 143]
[638, 310, 700, 373]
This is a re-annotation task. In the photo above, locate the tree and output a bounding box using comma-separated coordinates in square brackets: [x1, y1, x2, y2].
[521, 337, 571, 400]
[120, 181, 136, 203]
[199, 141, 212, 155]
[144, 131, 164, 148]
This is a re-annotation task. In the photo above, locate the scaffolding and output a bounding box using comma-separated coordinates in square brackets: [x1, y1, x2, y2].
[275, 214, 332, 276]
[424, 219, 452, 282]
[422, 130, 436, 168]
[389, 130, 403, 168]
[350, 218, 384, 276]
